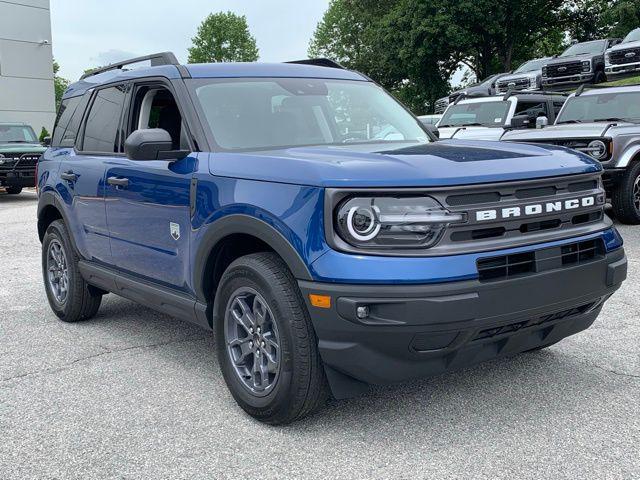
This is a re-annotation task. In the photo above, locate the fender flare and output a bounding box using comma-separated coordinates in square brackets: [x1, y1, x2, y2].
[192, 214, 313, 302]
[615, 145, 640, 168]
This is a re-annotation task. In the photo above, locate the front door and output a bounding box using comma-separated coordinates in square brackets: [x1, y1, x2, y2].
[104, 82, 196, 291]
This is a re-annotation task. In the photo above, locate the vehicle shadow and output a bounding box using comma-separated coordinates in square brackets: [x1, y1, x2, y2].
[0, 191, 38, 204]
[85, 293, 610, 435]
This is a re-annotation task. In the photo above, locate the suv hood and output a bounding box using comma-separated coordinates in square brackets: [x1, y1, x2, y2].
[0, 142, 46, 153]
[502, 122, 631, 141]
[208, 140, 600, 188]
[438, 127, 505, 141]
[545, 54, 596, 65]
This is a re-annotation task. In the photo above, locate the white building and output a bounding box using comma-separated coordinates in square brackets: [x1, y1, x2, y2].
[0, 0, 55, 133]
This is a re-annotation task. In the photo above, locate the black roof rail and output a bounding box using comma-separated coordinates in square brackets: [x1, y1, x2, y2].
[503, 89, 568, 99]
[80, 52, 179, 80]
[286, 58, 345, 69]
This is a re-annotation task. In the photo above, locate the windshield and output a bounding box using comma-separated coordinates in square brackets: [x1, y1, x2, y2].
[556, 92, 640, 124]
[623, 28, 640, 43]
[515, 58, 547, 73]
[189, 78, 429, 151]
[0, 125, 37, 143]
[560, 40, 606, 57]
[439, 101, 510, 128]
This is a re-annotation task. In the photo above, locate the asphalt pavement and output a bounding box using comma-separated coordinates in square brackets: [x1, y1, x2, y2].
[1, 191, 638, 479]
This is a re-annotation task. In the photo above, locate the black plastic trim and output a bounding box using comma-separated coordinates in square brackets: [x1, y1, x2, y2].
[192, 214, 313, 303]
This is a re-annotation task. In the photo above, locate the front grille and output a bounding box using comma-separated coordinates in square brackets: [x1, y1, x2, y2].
[477, 238, 605, 282]
[0, 153, 40, 172]
[472, 302, 596, 342]
[545, 61, 582, 78]
[496, 77, 531, 93]
[609, 47, 640, 65]
[434, 98, 449, 114]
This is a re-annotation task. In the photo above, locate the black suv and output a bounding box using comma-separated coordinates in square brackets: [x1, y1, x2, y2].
[542, 39, 622, 90]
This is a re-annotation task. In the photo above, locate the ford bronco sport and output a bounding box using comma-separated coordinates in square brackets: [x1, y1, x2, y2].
[38, 53, 627, 424]
[0, 123, 45, 194]
[503, 84, 640, 224]
[438, 92, 566, 140]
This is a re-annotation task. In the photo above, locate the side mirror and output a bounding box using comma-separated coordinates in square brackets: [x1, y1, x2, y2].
[536, 116, 549, 129]
[124, 129, 189, 161]
[42, 136, 51, 147]
[423, 123, 439, 139]
[509, 114, 532, 129]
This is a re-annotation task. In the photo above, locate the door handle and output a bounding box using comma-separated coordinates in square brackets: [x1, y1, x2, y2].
[107, 177, 129, 188]
[60, 171, 78, 182]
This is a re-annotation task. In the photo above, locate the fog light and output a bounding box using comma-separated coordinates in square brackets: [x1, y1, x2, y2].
[356, 305, 370, 319]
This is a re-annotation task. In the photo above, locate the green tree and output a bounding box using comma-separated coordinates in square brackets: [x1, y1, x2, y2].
[53, 60, 70, 111]
[188, 12, 259, 63]
[605, 0, 640, 38]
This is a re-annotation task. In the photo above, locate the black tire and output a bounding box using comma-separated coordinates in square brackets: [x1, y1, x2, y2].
[42, 220, 102, 322]
[5, 186, 22, 195]
[611, 162, 640, 225]
[593, 70, 606, 84]
[215, 252, 328, 424]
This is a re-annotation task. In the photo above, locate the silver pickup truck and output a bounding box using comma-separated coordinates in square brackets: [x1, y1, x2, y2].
[502, 85, 640, 224]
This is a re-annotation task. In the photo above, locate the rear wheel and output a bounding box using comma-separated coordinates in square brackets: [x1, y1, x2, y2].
[42, 220, 102, 322]
[5, 186, 22, 194]
[215, 252, 328, 424]
[611, 162, 640, 225]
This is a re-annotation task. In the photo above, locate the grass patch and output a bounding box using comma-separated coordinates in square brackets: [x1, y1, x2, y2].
[600, 75, 640, 87]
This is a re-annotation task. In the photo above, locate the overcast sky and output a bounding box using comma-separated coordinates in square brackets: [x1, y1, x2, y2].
[50, 0, 330, 81]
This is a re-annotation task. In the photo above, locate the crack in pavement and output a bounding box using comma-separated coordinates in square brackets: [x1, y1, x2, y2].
[0, 334, 209, 384]
[562, 352, 640, 381]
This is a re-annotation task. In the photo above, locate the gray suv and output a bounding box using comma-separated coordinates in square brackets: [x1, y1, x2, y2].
[605, 28, 640, 80]
[502, 85, 640, 224]
[542, 39, 621, 90]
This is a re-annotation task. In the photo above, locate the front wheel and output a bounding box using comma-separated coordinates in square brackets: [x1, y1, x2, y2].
[42, 220, 102, 321]
[611, 162, 640, 225]
[5, 186, 22, 194]
[215, 252, 328, 424]
[593, 70, 606, 84]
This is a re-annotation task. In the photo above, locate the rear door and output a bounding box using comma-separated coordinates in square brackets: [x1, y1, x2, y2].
[104, 80, 196, 291]
[56, 85, 127, 264]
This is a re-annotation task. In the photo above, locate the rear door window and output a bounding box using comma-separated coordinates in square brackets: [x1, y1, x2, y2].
[81, 85, 127, 153]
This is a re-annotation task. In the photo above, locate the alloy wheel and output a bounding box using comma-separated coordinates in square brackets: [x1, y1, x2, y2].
[224, 287, 281, 396]
[634, 174, 640, 213]
[47, 239, 69, 305]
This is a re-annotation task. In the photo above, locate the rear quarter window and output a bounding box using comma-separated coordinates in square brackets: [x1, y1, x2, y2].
[51, 96, 81, 147]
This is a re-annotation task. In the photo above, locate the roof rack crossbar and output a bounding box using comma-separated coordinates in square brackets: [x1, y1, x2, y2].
[80, 52, 179, 80]
[286, 58, 345, 69]
[503, 89, 567, 99]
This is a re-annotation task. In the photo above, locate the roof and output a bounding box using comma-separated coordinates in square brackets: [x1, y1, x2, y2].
[63, 61, 368, 99]
[572, 85, 640, 97]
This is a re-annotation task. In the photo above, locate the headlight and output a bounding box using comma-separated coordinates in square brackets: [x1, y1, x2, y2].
[582, 60, 591, 72]
[335, 196, 466, 249]
[529, 76, 538, 87]
[586, 140, 607, 159]
[605, 52, 611, 66]
[542, 66, 547, 77]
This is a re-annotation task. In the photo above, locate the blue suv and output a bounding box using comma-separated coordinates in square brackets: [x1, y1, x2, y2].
[38, 52, 627, 424]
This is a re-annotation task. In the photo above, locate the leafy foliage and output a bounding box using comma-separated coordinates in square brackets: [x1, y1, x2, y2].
[309, 0, 640, 114]
[188, 12, 259, 63]
[53, 60, 70, 111]
[39, 127, 50, 143]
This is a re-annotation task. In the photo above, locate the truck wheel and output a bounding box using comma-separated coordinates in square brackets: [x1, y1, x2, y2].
[42, 220, 102, 322]
[215, 252, 328, 424]
[593, 70, 606, 84]
[611, 162, 640, 225]
[6, 186, 22, 194]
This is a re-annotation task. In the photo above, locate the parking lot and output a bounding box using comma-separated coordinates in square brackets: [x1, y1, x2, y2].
[1, 191, 638, 479]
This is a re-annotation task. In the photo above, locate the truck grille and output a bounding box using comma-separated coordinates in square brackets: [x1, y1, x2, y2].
[423, 172, 607, 256]
[0, 153, 40, 172]
[434, 97, 449, 114]
[496, 77, 530, 93]
[477, 238, 605, 282]
[609, 47, 640, 65]
[544, 61, 582, 78]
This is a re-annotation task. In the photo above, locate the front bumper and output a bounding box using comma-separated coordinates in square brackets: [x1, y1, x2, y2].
[603, 168, 626, 190]
[300, 246, 626, 398]
[542, 73, 594, 89]
[0, 170, 35, 188]
[605, 61, 640, 79]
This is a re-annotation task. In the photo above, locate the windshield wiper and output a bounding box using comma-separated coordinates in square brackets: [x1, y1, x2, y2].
[6, 140, 30, 143]
[556, 119, 583, 124]
[592, 117, 639, 124]
[458, 123, 484, 127]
